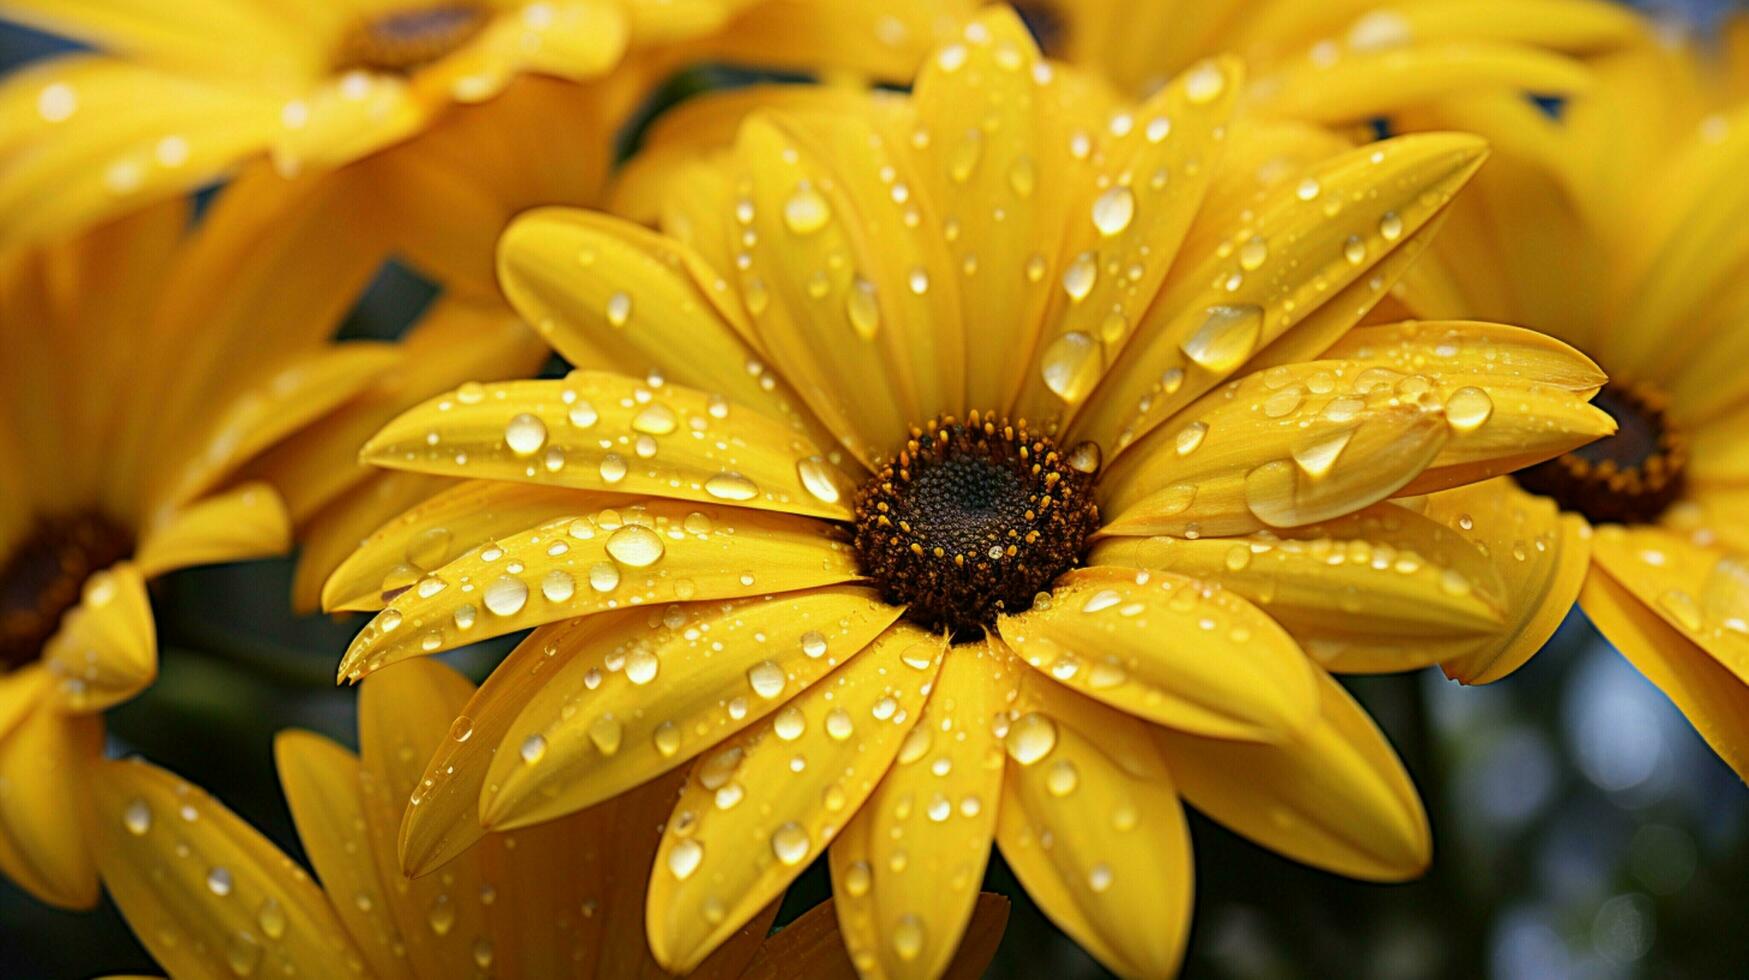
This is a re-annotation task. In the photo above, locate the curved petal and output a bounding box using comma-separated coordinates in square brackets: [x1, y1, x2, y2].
[1089, 501, 1512, 674]
[135, 482, 291, 578]
[646, 622, 944, 974]
[293, 471, 450, 615]
[90, 757, 359, 976]
[994, 672, 1192, 979]
[337, 502, 861, 681]
[740, 894, 1009, 980]
[360, 371, 858, 520]
[1588, 526, 1749, 687]
[43, 561, 155, 713]
[1000, 567, 1316, 740]
[828, 640, 1012, 980]
[1583, 568, 1749, 781]
[1155, 667, 1431, 881]
[481, 587, 903, 831]
[274, 731, 414, 980]
[1418, 479, 1593, 684]
[1253, 42, 1591, 124]
[322, 480, 624, 613]
[0, 707, 101, 910]
[1072, 133, 1488, 458]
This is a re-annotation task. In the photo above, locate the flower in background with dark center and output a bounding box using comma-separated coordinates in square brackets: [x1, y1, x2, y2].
[0, 0, 970, 288]
[1389, 19, 1749, 780]
[1006, 0, 1639, 128]
[0, 169, 502, 909]
[327, 12, 1612, 976]
[89, 658, 1008, 979]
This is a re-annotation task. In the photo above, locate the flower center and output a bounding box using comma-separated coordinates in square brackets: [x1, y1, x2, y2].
[0, 513, 133, 672]
[853, 412, 1101, 636]
[334, 4, 489, 73]
[1012, 1, 1068, 57]
[1515, 381, 1687, 525]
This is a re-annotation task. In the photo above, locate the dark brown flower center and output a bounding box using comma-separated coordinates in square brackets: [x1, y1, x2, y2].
[335, 5, 489, 73]
[1515, 381, 1686, 525]
[853, 413, 1100, 636]
[1, 513, 133, 672]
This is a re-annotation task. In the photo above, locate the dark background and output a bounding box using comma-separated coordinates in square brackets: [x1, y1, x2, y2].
[3, 1, 1746, 976]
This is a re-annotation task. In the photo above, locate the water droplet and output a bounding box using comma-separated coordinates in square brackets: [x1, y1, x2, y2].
[1296, 177, 1321, 201]
[606, 291, 633, 327]
[893, 914, 926, 960]
[598, 454, 627, 483]
[505, 413, 547, 455]
[206, 866, 234, 896]
[484, 575, 529, 616]
[1091, 186, 1136, 236]
[747, 660, 786, 699]
[825, 707, 854, 740]
[770, 822, 811, 866]
[1238, 235, 1268, 270]
[1659, 590, 1703, 631]
[625, 650, 660, 685]
[588, 716, 623, 755]
[225, 932, 262, 976]
[1088, 863, 1114, 892]
[1175, 421, 1208, 456]
[653, 721, 681, 757]
[796, 456, 841, 504]
[1343, 235, 1366, 265]
[256, 898, 286, 940]
[669, 838, 703, 880]
[540, 570, 575, 603]
[1378, 211, 1404, 241]
[1183, 60, 1226, 103]
[520, 734, 547, 764]
[569, 400, 599, 428]
[846, 278, 880, 339]
[123, 799, 151, 835]
[632, 404, 678, 435]
[606, 525, 666, 567]
[843, 860, 872, 896]
[1046, 760, 1079, 796]
[1041, 331, 1099, 402]
[800, 631, 829, 659]
[1444, 386, 1494, 433]
[1181, 305, 1263, 372]
[705, 472, 759, 501]
[1062, 252, 1098, 301]
[588, 562, 621, 592]
[783, 184, 831, 235]
[1004, 713, 1058, 765]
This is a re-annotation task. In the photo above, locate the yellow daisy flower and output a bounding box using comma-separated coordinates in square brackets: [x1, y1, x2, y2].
[1388, 21, 1749, 778]
[0, 0, 967, 285]
[328, 11, 1613, 976]
[1006, 0, 1640, 126]
[89, 658, 1008, 979]
[0, 167, 469, 908]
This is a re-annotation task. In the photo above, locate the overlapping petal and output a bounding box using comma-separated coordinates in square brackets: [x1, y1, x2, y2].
[0, 708, 101, 910]
[1000, 567, 1317, 739]
[42, 562, 155, 713]
[646, 622, 943, 974]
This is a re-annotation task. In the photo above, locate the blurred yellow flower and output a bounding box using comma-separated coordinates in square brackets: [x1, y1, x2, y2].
[90, 657, 1009, 978]
[0, 0, 967, 288]
[1006, 0, 1639, 125]
[0, 170, 460, 909]
[1391, 20, 1749, 778]
[323, 11, 1615, 976]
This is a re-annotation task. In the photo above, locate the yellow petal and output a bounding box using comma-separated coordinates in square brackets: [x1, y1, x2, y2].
[740, 894, 1009, 980]
[828, 640, 1010, 980]
[911, 9, 1057, 410]
[1588, 526, 1749, 687]
[0, 0, 314, 74]
[1016, 56, 1243, 421]
[360, 371, 857, 520]
[727, 113, 921, 466]
[273, 731, 413, 980]
[43, 562, 155, 713]
[1073, 133, 1488, 458]
[155, 341, 401, 512]
[0, 57, 283, 248]
[1582, 568, 1749, 781]
[135, 482, 290, 578]
[1389, 0, 1642, 53]
[1254, 43, 1591, 124]
[481, 587, 903, 831]
[90, 756, 358, 976]
[354, 659, 501, 978]
[269, 72, 430, 175]
[1322, 321, 1615, 493]
[496, 208, 841, 453]
[246, 295, 549, 527]
[322, 480, 616, 613]
[292, 471, 450, 615]
[1001, 566, 1316, 740]
[994, 673, 1192, 978]
[0, 666, 50, 744]
[1099, 359, 1452, 537]
[398, 612, 618, 877]
[1089, 501, 1511, 674]
[338, 501, 861, 681]
[646, 621, 944, 974]
[1155, 665, 1431, 880]
[0, 707, 100, 909]
[1417, 479, 1593, 684]
[683, 0, 965, 84]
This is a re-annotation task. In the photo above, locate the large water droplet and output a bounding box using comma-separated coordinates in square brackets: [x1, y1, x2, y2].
[770, 821, 811, 866]
[606, 525, 666, 567]
[1004, 713, 1058, 765]
[1091, 186, 1135, 236]
[484, 575, 529, 616]
[669, 838, 703, 880]
[747, 660, 786, 699]
[505, 413, 547, 456]
[1040, 331, 1100, 402]
[1180, 304, 1263, 372]
[1444, 386, 1493, 433]
[846, 278, 880, 339]
[705, 472, 759, 501]
[783, 184, 831, 235]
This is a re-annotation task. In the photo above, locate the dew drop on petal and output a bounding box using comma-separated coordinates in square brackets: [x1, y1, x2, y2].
[668, 838, 703, 880]
[1004, 712, 1058, 765]
[484, 575, 529, 616]
[705, 472, 759, 501]
[1091, 186, 1135, 236]
[783, 185, 831, 235]
[747, 660, 786, 699]
[123, 799, 152, 835]
[770, 821, 811, 866]
[505, 413, 547, 455]
[605, 525, 666, 567]
[1444, 386, 1494, 433]
[1181, 305, 1263, 372]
